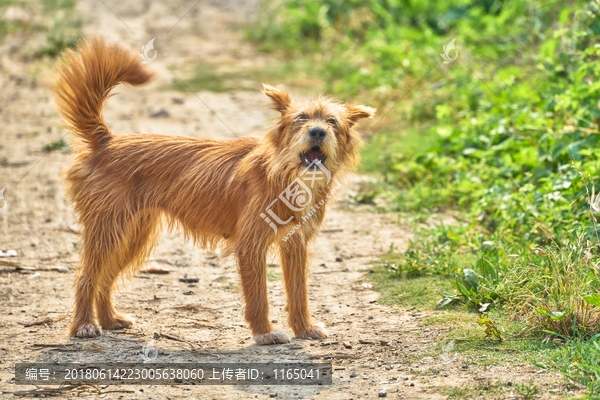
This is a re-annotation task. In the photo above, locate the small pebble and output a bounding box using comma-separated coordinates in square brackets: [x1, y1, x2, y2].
[178, 276, 199, 283]
[378, 390, 387, 397]
[335, 257, 343, 262]
[350, 372, 357, 378]
[149, 109, 169, 118]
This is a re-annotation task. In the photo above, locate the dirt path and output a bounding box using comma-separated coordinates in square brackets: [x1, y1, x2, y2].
[0, 1, 566, 399]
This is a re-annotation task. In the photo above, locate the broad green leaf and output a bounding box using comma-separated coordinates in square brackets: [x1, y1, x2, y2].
[536, 309, 566, 321]
[583, 295, 600, 308]
[446, 231, 462, 242]
[436, 298, 454, 309]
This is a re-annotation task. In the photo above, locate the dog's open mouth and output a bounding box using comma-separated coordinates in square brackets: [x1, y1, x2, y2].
[300, 146, 327, 167]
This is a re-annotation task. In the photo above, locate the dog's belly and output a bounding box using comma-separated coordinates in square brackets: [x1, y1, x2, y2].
[164, 202, 239, 237]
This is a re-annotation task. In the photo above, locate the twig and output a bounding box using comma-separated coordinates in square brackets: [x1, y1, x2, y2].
[11, 383, 102, 397]
[30, 343, 75, 348]
[57, 226, 80, 235]
[190, 349, 244, 359]
[318, 353, 358, 360]
[20, 315, 68, 327]
[21, 317, 52, 327]
[0, 261, 70, 273]
[321, 228, 343, 233]
[313, 269, 349, 275]
[157, 332, 199, 349]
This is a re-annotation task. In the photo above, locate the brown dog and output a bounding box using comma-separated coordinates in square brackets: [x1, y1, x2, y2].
[53, 38, 375, 345]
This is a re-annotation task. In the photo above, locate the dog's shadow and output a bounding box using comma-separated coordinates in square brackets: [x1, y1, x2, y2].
[29, 334, 335, 398]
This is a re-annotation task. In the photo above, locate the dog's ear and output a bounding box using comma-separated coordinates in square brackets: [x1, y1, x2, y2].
[262, 84, 292, 114]
[345, 104, 376, 125]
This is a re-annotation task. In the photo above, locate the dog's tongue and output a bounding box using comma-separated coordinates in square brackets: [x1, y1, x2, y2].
[307, 150, 322, 162]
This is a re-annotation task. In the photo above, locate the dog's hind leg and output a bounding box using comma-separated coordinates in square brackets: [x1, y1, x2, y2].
[279, 238, 328, 340]
[236, 245, 291, 345]
[69, 222, 116, 338]
[69, 211, 158, 337]
[96, 212, 161, 330]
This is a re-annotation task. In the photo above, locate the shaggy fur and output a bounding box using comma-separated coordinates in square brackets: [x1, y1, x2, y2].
[53, 37, 375, 345]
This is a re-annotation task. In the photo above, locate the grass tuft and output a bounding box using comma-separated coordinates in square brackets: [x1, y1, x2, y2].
[43, 138, 68, 152]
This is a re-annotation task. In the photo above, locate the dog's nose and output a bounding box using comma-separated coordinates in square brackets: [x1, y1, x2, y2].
[309, 128, 326, 140]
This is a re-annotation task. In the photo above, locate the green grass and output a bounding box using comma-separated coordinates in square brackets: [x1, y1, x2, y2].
[516, 380, 540, 399]
[41, 0, 74, 8]
[267, 269, 281, 282]
[536, 335, 600, 394]
[221, 282, 240, 293]
[407, 305, 558, 366]
[444, 387, 469, 399]
[0, 0, 82, 58]
[442, 380, 539, 399]
[359, 123, 440, 176]
[364, 265, 454, 310]
[443, 382, 510, 399]
[168, 59, 319, 94]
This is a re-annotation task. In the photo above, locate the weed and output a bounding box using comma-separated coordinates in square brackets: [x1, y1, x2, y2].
[221, 283, 240, 293]
[444, 387, 468, 399]
[516, 380, 539, 399]
[536, 334, 600, 394]
[267, 269, 281, 282]
[43, 138, 68, 152]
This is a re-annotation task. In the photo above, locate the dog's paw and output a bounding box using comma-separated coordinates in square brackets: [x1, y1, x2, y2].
[102, 315, 134, 330]
[72, 323, 102, 338]
[253, 329, 292, 345]
[295, 322, 328, 340]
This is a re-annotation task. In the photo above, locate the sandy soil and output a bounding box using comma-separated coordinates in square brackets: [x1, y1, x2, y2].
[0, 0, 576, 398]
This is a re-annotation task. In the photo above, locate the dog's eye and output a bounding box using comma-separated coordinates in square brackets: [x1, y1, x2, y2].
[297, 115, 307, 121]
[327, 118, 337, 126]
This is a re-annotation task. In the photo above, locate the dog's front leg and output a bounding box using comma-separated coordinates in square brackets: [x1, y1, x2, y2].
[279, 238, 328, 340]
[236, 247, 291, 345]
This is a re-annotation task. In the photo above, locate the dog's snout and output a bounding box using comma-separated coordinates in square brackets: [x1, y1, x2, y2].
[309, 128, 326, 140]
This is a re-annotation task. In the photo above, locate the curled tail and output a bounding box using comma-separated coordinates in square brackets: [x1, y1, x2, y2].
[53, 37, 153, 148]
